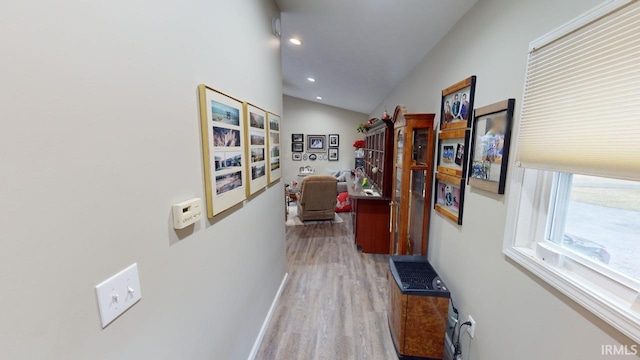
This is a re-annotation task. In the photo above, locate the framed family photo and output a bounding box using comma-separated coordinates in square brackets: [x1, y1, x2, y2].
[292, 133, 304, 142]
[468, 99, 515, 194]
[440, 76, 477, 131]
[434, 173, 465, 225]
[437, 129, 470, 178]
[307, 135, 326, 152]
[328, 134, 339, 148]
[198, 84, 247, 218]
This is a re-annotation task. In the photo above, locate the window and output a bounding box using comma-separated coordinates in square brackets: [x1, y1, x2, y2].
[504, 0, 640, 344]
[548, 174, 640, 282]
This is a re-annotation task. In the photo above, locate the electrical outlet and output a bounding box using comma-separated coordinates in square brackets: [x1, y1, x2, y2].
[467, 315, 476, 338]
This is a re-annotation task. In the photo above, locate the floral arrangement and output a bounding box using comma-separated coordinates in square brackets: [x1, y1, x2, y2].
[353, 140, 365, 149]
[356, 118, 380, 133]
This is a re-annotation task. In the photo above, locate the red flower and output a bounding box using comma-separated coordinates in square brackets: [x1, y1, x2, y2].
[353, 140, 365, 149]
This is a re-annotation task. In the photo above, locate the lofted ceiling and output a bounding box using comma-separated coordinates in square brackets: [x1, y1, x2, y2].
[277, 0, 477, 114]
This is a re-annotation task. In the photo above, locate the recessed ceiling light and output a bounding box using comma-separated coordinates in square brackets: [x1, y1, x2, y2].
[289, 38, 302, 45]
[316, 96, 322, 100]
[307, 77, 316, 82]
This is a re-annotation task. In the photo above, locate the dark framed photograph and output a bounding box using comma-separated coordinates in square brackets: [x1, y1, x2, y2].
[440, 76, 476, 130]
[292, 153, 302, 161]
[292, 133, 304, 142]
[434, 173, 465, 225]
[437, 129, 470, 178]
[468, 99, 515, 194]
[307, 135, 326, 153]
[328, 148, 339, 161]
[328, 134, 339, 147]
[292, 143, 304, 152]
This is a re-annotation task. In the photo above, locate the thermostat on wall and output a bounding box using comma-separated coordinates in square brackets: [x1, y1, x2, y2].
[172, 198, 203, 229]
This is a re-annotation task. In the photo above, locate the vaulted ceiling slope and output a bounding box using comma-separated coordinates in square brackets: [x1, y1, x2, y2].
[277, 0, 477, 114]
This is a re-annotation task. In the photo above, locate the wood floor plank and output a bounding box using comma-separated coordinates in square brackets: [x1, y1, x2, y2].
[255, 214, 398, 360]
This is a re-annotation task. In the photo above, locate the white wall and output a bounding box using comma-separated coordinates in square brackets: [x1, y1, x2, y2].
[0, 1, 285, 359]
[282, 95, 366, 185]
[371, 0, 639, 358]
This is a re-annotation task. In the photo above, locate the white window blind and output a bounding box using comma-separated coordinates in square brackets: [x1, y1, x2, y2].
[517, 0, 640, 181]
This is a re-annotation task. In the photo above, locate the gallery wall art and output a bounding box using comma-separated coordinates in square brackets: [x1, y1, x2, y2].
[468, 99, 515, 194]
[307, 135, 326, 153]
[267, 112, 282, 183]
[245, 103, 268, 196]
[198, 84, 247, 218]
[440, 76, 476, 131]
[434, 173, 465, 225]
[433, 75, 477, 225]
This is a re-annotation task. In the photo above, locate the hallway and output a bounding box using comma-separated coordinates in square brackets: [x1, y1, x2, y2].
[256, 215, 397, 359]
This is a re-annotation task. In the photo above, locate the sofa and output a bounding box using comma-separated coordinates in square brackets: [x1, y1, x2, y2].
[297, 175, 338, 222]
[321, 168, 350, 194]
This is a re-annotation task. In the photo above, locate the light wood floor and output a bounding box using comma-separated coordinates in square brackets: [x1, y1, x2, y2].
[256, 213, 398, 359]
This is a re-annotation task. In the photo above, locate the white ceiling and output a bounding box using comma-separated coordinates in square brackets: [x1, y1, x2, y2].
[277, 0, 477, 114]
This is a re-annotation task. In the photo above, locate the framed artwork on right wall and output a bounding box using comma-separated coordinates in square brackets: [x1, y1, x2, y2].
[436, 128, 470, 178]
[434, 172, 465, 225]
[440, 76, 477, 131]
[468, 98, 516, 194]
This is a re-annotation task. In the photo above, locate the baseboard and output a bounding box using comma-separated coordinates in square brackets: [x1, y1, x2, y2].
[247, 272, 288, 360]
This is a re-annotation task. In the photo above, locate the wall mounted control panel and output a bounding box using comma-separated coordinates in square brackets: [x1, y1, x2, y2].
[172, 198, 203, 229]
[95, 263, 142, 328]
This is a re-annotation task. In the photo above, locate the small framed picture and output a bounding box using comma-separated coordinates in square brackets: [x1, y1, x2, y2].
[468, 99, 516, 194]
[440, 76, 476, 130]
[437, 129, 470, 178]
[434, 173, 465, 225]
[292, 143, 304, 152]
[307, 135, 326, 152]
[328, 134, 339, 147]
[292, 133, 304, 142]
[292, 153, 302, 161]
[328, 148, 339, 161]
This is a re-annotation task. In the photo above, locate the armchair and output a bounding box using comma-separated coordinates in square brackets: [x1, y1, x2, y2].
[297, 175, 338, 222]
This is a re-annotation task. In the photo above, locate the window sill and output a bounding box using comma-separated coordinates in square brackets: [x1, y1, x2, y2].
[504, 246, 640, 343]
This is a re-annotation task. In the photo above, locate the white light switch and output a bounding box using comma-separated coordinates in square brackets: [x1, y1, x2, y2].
[95, 263, 142, 328]
[172, 198, 203, 229]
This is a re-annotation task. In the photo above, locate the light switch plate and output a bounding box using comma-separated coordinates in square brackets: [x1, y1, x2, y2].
[95, 263, 142, 328]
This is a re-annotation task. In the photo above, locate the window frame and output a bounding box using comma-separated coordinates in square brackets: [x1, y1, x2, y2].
[504, 0, 640, 343]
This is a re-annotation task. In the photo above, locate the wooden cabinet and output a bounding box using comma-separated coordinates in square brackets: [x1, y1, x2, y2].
[362, 118, 394, 196]
[389, 108, 436, 255]
[348, 114, 395, 254]
[347, 174, 390, 254]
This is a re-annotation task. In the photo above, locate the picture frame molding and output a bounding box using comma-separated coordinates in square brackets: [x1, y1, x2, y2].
[467, 98, 516, 194]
